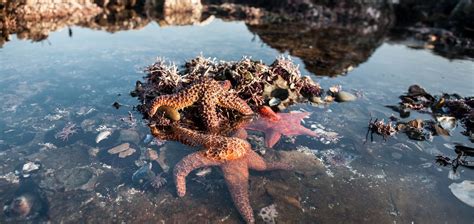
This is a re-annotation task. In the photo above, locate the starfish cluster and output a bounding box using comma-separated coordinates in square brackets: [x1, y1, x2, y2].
[145, 77, 297, 223]
[148, 78, 254, 131]
[139, 58, 320, 223]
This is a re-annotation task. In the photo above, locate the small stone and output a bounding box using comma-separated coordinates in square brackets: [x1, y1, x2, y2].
[108, 143, 130, 154]
[335, 91, 357, 102]
[22, 162, 40, 173]
[145, 148, 159, 161]
[88, 147, 100, 157]
[310, 96, 324, 104]
[324, 95, 334, 103]
[118, 148, 136, 158]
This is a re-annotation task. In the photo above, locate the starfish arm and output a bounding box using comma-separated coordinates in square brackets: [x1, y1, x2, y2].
[221, 163, 254, 224]
[218, 93, 254, 116]
[173, 151, 221, 197]
[300, 127, 318, 137]
[291, 112, 312, 120]
[148, 90, 199, 117]
[265, 130, 282, 148]
[286, 126, 318, 137]
[205, 138, 250, 160]
[201, 97, 220, 130]
[247, 150, 293, 171]
[171, 125, 215, 147]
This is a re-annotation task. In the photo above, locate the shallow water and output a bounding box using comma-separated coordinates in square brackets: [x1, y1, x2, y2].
[1, 15, 474, 224]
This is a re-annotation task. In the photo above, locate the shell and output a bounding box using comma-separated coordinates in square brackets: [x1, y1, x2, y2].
[449, 181, 474, 207]
[195, 167, 212, 177]
[268, 97, 281, 106]
[95, 130, 112, 143]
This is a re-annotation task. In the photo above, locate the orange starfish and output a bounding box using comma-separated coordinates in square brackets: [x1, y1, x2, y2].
[149, 124, 249, 161]
[245, 106, 317, 148]
[148, 78, 254, 130]
[174, 146, 292, 223]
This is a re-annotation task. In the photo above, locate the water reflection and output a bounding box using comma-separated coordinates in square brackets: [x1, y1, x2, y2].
[2, 0, 393, 76]
[2, 1, 470, 75]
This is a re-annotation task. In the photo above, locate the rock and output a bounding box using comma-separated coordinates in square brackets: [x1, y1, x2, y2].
[118, 148, 136, 158]
[132, 163, 155, 186]
[265, 182, 302, 210]
[437, 116, 456, 131]
[324, 95, 334, 103]
[22, 162, 40, 173]
[310, 96, 324, 104]
[195, 167, 212, 177]
[156, 147, 170, 173]
[278, 149, 324, 177]
[335, 91, 357, 102]
[88, 147, 100, 157]
[108, 143, 130, 154]
[119, 129, 140, 143]
[449, 180, 474, 207]
[40, 167, 97, 191]
[145, 148, 159, 161]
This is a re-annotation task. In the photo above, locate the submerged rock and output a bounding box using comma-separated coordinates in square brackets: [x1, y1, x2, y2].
[4, 179, 48, 221]
[108, 143, 130, 154]
[335, 91, 357, 102]
[449, 180, 474, 207]
[21, 161, 41, 177]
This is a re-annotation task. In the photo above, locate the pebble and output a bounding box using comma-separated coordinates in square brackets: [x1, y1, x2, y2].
[310, 96, 324, 104]
[118, 148, 136, 158]
[335, 91, 357, 102]
[22, 162, 40, 173]
[196, 167, 212, 177]
[88, 147, 100, 157]
[145, 148, 159, 161]
[108, 143, 130, 154]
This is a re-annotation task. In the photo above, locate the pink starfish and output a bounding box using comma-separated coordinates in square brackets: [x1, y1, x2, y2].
[245, 106, 317, 148]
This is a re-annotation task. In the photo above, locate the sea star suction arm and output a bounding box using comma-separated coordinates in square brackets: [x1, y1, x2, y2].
[217, 93, 254, 116]
[173, 151, 221, 197]
[171, 125, 214, 147]
[221, 164, 254, 224]
[265, 130, 282, 148]
[148, 90, 199, 117]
